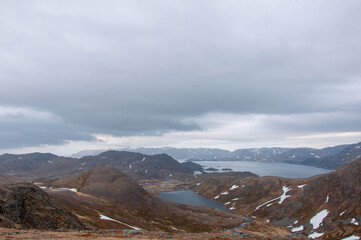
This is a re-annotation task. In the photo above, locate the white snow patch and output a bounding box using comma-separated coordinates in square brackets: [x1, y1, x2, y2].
[266, 219, 270, 222]
[266, 203, 274, 207]
[326, 195, 329, 203]
[225, 202, 231, 205]
[311, 153, 320, 158]
[18, 157, 22, 159]
[63, 188, 77, 192]
[194, 171, 202, 176]
[310, 209, 329, 229]
[100, 214, 140, 230]
[309, 232, 324, 239]
[254, 196, 280, 211]
[292, 225, 304, 232]
[39, 186, 77, 192]
[129, 164, 132, 169]
[214, 195, 220, 199]
[196, 183, 201, 185]
[298, 184, 307, 189]
[220, 191, 229, 195]
[351, 218, 359, 225]
[232, 198, 240, 201]
[294, 220, 299, 224]
[81, 162, 86, 166]
[169, 173, 172, 177]
[253, 186, 292, 211]
[242, 185, 245, 188]
[278, 186, 292, 204]
[229, 207, 235, 210]
[142, 157, 146, 162]
[48, 160, 53, 163]
[171, 226, 178, 230]
[340, 211, 346, 216]
[230, 185, 239, 190]
[342, 235, 360, 240]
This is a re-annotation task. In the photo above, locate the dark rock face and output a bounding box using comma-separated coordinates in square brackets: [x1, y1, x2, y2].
[0, 182, 85, 230]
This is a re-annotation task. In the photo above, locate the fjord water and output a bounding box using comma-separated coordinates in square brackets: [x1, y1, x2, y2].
[192, 160, 333, 178]
[159, 190, 229, 212]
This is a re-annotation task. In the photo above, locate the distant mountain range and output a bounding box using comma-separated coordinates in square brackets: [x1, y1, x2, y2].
[70, 142, 361, 169]
[0, 151, 194, 180]
[71, 147, 231, 160]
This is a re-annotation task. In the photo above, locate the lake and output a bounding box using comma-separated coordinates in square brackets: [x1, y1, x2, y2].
[192, 160, 332, 178]
[158, 190, 229, 212]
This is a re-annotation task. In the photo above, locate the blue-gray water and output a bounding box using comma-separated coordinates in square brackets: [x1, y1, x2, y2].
[158, 190, 229, 212]
[192, 160, 332, 178]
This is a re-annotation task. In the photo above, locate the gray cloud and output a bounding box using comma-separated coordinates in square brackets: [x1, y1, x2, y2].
[0, 107, 95, 148]
[0, 0, 361, 150]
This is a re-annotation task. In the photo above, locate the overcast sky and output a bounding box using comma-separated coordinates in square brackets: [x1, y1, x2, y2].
[1, 0, 361, 156]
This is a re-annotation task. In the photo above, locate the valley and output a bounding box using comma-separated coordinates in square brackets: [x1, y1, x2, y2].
[0, 144, 360, 239]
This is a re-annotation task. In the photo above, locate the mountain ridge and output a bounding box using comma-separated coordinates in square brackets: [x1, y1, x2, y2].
[70, 143, 356, 169]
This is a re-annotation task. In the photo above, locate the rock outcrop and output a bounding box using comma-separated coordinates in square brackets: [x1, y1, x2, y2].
[0, 182, 85, 230]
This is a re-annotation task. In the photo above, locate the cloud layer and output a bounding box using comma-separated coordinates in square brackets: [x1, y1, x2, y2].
[1, 0, 361, 152]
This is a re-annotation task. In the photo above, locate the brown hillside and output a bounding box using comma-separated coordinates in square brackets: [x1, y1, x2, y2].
[43, 167, 246, 232]
[194, 158, 361, 239]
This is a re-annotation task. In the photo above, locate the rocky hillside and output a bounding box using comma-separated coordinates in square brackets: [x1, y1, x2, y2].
[41, 167, 245, 232]
[194, 157, 361, 239]
[0, 153, 57, 173]
[0, 182, 85, 230]
[302, 142, 361, 169]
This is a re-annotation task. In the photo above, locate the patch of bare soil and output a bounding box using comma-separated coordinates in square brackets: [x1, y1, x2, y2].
[0, 228, 304, 240]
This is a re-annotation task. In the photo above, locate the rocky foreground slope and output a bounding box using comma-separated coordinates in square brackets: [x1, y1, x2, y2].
[194, 157, 361, 239]
[0, 182, 85, 230]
